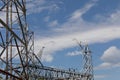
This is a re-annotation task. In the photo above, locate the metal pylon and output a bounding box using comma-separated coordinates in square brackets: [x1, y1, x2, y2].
[73, 39, 94, 80]
[82, 44, 94, 80]
[0, 0, 43, 80]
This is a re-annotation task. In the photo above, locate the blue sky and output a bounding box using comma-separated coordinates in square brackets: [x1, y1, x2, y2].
[25, 0, 120, 80]
[1, 0, 120, 80]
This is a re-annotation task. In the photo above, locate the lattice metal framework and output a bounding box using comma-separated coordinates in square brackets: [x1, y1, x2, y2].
[0, 0, 94, 80]
[73, 40, 94, 80]
[81, 44, 94, 80]
[0, 0, 43, 80]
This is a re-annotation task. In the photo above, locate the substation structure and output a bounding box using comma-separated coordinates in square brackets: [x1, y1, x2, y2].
[0, 0, 94, 80]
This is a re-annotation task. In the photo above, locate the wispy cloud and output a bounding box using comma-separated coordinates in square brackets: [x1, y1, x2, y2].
[107, 10, 120, 24]
[94, 62, 113, 70]
[69, 0, 97, 21]
[1, 0, 120, 63]
[48, 20, 59, 27]
[35, 27, 120, 62]
[67, 51, 82, 56]
[94, 8, 120, 25]
[34, 0, 120, 62]
[27, 0, 61, 15]
[53, 0, 98, 33]
[27, 0, 46, 14]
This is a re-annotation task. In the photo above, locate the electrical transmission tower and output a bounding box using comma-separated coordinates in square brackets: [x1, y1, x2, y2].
[0, 0, 43, 80]
[0, 0, 94, 80]
[73, 39, 94, 80]
[79, 43, 94, 80]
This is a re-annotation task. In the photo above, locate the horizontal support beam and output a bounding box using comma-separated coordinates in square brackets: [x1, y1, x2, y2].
[29, 64, 92, 79]
[29, 64, 92, 76]
[0, 68, 22, 80]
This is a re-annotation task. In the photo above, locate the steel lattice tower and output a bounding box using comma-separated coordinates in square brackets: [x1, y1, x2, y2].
[0, 0, 43, 80]
[82, 44, 94, 80]
[74, 39, 94, 80]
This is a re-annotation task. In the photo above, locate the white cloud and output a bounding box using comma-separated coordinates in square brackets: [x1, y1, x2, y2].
[0, 8, 18, 27]
[101, 46, 120, 63]
[52, 0, 98, 34]
[94, 62, 113, 70]
[95, 46, 120, 70]
[48, 4, 60, 14]
[67, 51, 82, 56]
[1, 0, 120, 63]
[94, 8, 120, 25]
[38, 0, 120, 62]
[107, 10, 120, 24]
[26, 0, 61, 15]
[35, 27, 120, 62]
[48, 20, 59, 27]
[70, 0, 96, 21]
[42, 54, 53, 62]
[26, 0, 46, 14]
[0, 47, 19, 62]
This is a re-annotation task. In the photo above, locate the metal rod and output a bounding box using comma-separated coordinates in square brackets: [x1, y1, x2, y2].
[0, 68, 22, 80]
[0, 18, 25, 45]
[5, 0, 9, 79]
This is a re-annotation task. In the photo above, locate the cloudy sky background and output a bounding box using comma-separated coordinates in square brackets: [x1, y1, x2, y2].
[26, 0, 120, 80]
[1, 0, 120, 80]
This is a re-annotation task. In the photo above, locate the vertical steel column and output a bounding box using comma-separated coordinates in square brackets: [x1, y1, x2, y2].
[10, 1, 12, 80]
[5, 0, 9, 79]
